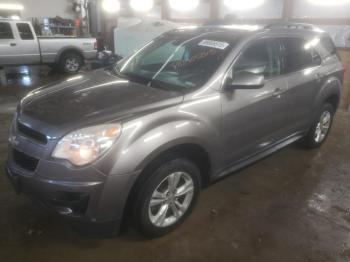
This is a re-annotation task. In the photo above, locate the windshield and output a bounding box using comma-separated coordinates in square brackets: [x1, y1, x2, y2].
[114, 30, 238, 91]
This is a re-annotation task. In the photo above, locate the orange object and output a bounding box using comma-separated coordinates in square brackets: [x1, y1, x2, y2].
[74, 19, 81, 28]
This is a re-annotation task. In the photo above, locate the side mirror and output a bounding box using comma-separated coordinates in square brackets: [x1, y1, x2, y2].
[225, 71, 265, 90]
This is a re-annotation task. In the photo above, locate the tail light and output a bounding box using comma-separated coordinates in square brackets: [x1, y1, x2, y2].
[93, 41, 97, 50]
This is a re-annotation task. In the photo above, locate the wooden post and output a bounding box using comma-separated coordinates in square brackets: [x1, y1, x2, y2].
[282, 0, 293, 21]
[161, 0, 170, 20]
[210, 0, 219, 22]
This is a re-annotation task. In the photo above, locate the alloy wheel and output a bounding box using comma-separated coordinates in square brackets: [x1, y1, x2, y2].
[148, 172, 194, 227]
[65, 58, 80, 72]
[314, 110, 331, 143]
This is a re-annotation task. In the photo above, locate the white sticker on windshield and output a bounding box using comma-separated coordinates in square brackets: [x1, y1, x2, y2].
[198, 39, 229, 50]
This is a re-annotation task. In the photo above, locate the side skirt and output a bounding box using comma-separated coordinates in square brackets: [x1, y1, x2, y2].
[212, 133, 305, 182]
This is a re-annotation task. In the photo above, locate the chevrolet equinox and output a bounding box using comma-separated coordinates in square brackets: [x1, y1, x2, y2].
[5, 23, 344, 237]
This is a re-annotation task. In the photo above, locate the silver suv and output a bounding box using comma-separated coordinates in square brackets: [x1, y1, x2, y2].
[5, 24, 344, 237]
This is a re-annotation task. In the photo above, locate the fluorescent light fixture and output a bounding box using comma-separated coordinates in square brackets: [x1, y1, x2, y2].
[0, 3, 24, 10]
[10, 15, 20, 20]
[223, 0, 264, 11]
[178, 25, 199, 30]
[223, 24, 261, 31]
[102, 0, 120, 13]
[169, 0, 199, 12]
[130, 0, 153, 12]
[307, 0, 350, 6]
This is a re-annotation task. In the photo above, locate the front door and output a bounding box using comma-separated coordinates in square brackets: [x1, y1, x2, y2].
[0, 22, 21, 65]
[221, 38, 290, 168]
[15, 22, 40, 64]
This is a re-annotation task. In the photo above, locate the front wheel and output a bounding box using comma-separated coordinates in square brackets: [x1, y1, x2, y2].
[132, 158, 201, 238]
[302, 103, 334, 148]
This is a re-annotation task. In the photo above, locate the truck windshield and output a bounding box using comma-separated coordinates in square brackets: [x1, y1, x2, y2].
[114, 31, 237, 90]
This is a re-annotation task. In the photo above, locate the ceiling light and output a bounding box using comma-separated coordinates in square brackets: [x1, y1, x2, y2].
[0, 4, 24, 10]
[223, 0, 264, 11]
[169, 0, 199, 12]
[10, 15, 20, 20]
[307, 0, 350, 6]
[102, 0, 120, 13]
[130, 0, 153, 12]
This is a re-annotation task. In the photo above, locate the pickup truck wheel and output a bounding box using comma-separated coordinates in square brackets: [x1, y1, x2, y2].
[132, 158, 201, 238]
[60, 53, 83, 74]
[302, 103, 334, 148]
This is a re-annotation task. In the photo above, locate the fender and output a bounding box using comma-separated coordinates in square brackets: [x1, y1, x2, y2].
[92, 99, 223, 177]
[55, 46, 85, 64]
[108, 118, 221, 176]
[310, 76, 341, 125]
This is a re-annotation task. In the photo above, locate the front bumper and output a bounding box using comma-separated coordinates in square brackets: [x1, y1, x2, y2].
[5, 113, 141, 235]
[5, 151, 140, 231]
[5, 162, 103, 219]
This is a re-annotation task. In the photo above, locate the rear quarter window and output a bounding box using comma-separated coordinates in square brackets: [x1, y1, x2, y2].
[317, 37, 339, 60]
[280, 37, 321, 74]
[16, 23, 34, 40]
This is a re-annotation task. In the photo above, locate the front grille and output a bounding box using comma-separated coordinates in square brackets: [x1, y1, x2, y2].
[17, 121, 47, 144]
[12, 149, 39, 172]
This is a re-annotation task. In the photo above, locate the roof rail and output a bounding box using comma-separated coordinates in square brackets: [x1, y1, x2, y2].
[265, 23, 321, 31]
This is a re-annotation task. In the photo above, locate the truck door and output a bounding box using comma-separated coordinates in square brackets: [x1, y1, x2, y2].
[15, 22, 40, 64]
[0, 21, 21, 65]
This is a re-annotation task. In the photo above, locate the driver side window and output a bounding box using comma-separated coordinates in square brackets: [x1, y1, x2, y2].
[231, 39, 281, 79]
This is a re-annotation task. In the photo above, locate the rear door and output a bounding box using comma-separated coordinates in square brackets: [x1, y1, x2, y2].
[15, 22, 40, 64]
[0, 21, 21, 65]
[279, 37, 322, 133]
[221, 38, 290, 166]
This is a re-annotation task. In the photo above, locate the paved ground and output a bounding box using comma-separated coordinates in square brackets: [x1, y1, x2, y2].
[0, 66, 350, 262]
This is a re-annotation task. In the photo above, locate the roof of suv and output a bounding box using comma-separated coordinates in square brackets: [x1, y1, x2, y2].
[174, 23, 326, 39]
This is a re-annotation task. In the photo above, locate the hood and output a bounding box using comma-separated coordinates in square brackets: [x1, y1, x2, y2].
[20, 69, 184, 130]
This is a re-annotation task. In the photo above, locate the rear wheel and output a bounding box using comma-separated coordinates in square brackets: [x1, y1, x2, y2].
[59, 52, 83, 74]
[302, 103, 334, 148]
[132, 158, 201, 238]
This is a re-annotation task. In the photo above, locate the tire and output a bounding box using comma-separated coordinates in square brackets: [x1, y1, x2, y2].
[132, 158, 201, 238]
[59, 52, 83, 74]
[302, 103, 334, 148]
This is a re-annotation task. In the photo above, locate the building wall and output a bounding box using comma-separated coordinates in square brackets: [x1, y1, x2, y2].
[292, 0, 350, 19]
[218, 0, 283, 19]
[13, 0, 75, 19]
[339, 50, 350, 110]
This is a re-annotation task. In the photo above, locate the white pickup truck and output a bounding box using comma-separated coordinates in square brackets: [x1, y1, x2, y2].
[0, 19, 97, 74]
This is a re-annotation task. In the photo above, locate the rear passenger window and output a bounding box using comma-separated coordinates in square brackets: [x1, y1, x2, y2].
[0, 22, 14, 39]
[16, 23, 34, 40]
[233, 39, 281, 78]
[281, 38, 321, 74]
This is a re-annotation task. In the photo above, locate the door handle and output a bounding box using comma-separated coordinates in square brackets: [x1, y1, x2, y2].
[10, 43, 17, 47]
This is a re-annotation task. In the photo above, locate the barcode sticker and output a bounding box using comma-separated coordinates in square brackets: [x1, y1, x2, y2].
[198, 40, 229, 50]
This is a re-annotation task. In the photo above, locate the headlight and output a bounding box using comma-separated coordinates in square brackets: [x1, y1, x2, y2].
[52, 124, 122, 166]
